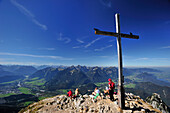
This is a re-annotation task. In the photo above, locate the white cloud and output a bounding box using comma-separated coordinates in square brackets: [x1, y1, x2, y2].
[99, 56, 114, 58]
[109, 39, 114, 42]
[57, 33, 71, 43]
[134, 57, 169, 62]
[0, 61, 71, 66]
[152, 58, 168, 60]
[84, 37, 103, 48]
[38, 48, 55, 51]
[0, 52, 73, 60]
[0, 61, 39, 65]
[134, 57, 149, 61]
[165, 21, 170, 24]
[76, 39, 84, 43]
[99, 56, 110, 58]
[0, 58, 14, 61]
[95, 45, 113, 51]
[160, 46, 170, 49]
[32, 19, 47, 30]
[11, 0, 47, 30]
[99, 0, 112, 8]
[72, 46, 81, 49]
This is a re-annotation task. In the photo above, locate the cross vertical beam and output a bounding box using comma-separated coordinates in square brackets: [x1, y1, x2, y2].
[115, 13, 125, 109]
[94, 13, 139, 110]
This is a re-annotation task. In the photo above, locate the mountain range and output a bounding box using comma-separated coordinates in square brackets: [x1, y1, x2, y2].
[0, 65, 37, 75]
[0, 65, 37, 83]
[0, 64, 170, 113]
[28, 65, 170, 105]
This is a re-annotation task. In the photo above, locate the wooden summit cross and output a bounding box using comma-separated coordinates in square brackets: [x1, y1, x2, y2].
[94, 13, 139, 109]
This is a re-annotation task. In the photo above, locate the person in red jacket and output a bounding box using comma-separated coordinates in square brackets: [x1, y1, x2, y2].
[108, 78, 115, 101]
[67, 90, 73, 98]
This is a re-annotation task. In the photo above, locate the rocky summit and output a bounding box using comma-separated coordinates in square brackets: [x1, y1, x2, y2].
[19, 93, 168, 113]
[145, 93, 170, 113]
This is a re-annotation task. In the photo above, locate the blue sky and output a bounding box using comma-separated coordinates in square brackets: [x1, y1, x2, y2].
[0, 0, 170, 67]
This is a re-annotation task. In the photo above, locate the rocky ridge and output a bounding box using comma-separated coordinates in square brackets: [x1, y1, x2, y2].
[19, 93, 165, 113]
[146, 93, 169, 113]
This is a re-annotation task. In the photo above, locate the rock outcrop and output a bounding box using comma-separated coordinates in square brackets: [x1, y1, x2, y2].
[20, 93, 164, 113]
[145, 93, 170, 113]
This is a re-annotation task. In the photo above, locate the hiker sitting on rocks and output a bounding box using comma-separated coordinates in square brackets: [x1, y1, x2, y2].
[75, 88, 79, 96]
[73, 88, 80, 98]
[67, 90, 73, 98]
[92, 87, 100, 99]
[104, 86, 109, 95]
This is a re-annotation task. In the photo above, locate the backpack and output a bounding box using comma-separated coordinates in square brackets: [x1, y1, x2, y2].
[110, 82, 115, 89]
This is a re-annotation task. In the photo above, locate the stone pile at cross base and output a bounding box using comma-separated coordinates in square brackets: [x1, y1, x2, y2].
[19, 93, 166, 113]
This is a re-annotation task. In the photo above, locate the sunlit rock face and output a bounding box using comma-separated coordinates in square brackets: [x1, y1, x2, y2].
[145, 93, 170, 113]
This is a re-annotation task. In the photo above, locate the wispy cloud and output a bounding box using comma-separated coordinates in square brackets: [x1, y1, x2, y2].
[84, 37, 103, 48]
[38, 48, 55, 51]
[99, 0, 112, 8]
[99, 55, 115, 59]
[0, 58, 14, 61]
[11, 0, 47, 30]
[32, 19, 47, 30]
[134, 57, 169, 61]
[109, 39, 115, 42]
[72, 46, 81, 49]
[160, 46, 170, 49]
[0, 52, 73, 60]
[57, 33, 71, 43]
[0, 61, 39, 65]
[76, 39, 84, 43]
[95, 45, 113, 51]
[135, 57, 149, 61]
[165, 21, 170, 24]
[0, 61, 67, 66]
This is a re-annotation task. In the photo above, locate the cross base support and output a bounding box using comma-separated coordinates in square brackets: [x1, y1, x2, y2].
[118, 85, 125, 109]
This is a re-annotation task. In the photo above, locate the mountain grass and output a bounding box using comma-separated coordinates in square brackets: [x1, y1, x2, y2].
[125, 83, 136, 88]
[38, 96, 47, 101]
[18, 87, 31, 94]
[0, 79, 19, 84]
[125, 75, 143, 82]
[95, 82, 108, 87]
[57, 89, 68, 94]
[95, 80, 117, 87]
[25, 79, 45, 86]
[24, 101, 34, 106]
[0, 93, 16, 98]
[31, 77, 39, 80]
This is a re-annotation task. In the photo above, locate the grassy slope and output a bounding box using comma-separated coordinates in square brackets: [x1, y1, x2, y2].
[24, 77, 46, 86]
[0, 93, 16, 98]
[124, 83, 136, 88]
[18, 87, 31, 94]
[0, 79, 20, 84]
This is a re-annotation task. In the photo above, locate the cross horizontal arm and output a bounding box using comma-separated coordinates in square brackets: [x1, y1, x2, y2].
[94, 29, 139, 39]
